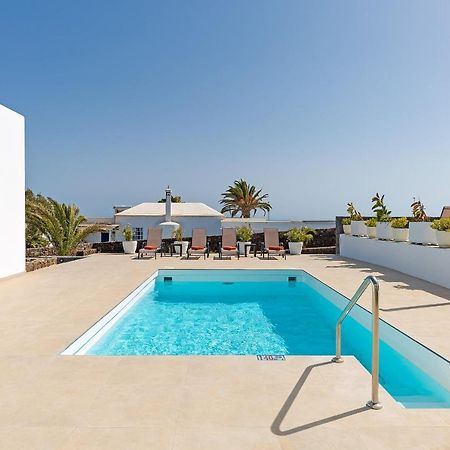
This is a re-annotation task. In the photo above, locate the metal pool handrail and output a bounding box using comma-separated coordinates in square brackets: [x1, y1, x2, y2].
[332, 275, 383, 410]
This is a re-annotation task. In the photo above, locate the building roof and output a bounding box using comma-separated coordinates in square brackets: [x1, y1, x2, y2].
[85, 217, 115, 225]
[115, 202, 223, 218]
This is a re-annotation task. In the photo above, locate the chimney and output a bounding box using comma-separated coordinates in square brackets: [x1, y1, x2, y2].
[165, 187, 172, 222]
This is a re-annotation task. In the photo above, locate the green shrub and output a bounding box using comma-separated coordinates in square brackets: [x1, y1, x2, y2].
[286, 227, 315, 243]
[236, 226, 253, 241]
[123, 225, 133, 241]
[371, 193, 391, 222]
[346, 202, 363, 221]
[342, 218, 351, 225]
[365, 218, 377, 227]
[391, 217, 409, 229]
[431, 218, 450, 232]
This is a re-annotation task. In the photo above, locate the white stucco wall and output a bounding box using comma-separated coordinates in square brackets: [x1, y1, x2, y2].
[340, 234, 450, 289]
[221, 219, 335, 232]
[84, 232, 106, 244]
[0, 105, 25, 278]
[222, 219, 308, 232]
[114, 216, 222, 239]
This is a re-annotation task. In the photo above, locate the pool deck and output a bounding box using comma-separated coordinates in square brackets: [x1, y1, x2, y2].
[0, 253, 449, 449]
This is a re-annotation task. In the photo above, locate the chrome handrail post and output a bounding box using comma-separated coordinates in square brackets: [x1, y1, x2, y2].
[333, 321, 343, 363]
[331, 275, 382, 410]
[367, 279, 383, 409]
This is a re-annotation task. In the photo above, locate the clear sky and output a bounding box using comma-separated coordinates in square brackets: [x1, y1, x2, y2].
[1, 0, 449, 219]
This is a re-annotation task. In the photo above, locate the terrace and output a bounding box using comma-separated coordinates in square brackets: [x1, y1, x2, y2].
[1, 253, 449, 449]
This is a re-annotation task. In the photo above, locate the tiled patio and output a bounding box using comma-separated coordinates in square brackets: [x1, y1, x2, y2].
[0, 253, 449, 449]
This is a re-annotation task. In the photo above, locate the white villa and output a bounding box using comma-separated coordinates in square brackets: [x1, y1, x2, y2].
[115, 201, 223, 239]
[84, 188, 224, 242]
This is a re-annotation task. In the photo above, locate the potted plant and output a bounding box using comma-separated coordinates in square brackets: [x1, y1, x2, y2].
[365, 217, 377, 238]
[391, 217, 409, 242]
[431, 218, 450, 247]
[372, 193, 393, 240]
[348, 202, 366, 236]
[173, 226, 188, 256]
[236, 226, 253, 255]
[342, 218, 351, 235]
[286, 227, 315, 255]
[122, 225, 137, 254]
[409, 199, 437, 245]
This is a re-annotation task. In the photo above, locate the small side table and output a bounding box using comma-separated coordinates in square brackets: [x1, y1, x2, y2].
[244, 243, 257, 257]
[170, 243, 183, 257]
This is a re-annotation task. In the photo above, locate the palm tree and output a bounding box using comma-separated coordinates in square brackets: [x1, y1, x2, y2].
[220, 179, 272, 218]
[27, 196, 102, 255]
[25, 189, 49, 248]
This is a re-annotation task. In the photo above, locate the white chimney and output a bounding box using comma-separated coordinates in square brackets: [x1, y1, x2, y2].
[165, 187, 172, 222]
[159, 186, 179, 239]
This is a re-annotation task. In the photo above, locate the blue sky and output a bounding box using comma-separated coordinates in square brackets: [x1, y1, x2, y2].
[1, 0, 449, 219]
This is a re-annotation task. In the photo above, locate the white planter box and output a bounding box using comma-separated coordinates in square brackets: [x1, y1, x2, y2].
[435, 231, 450, 248]
[122, 240, 137, 254]
[340, 234, 450, 289]
[237, 241, 251, 255]
[174, 240, 189, 255]
[409, 222, 437, 245]
[367, 227, 377, 239]
[343, 224, 351, 235]
[392, 228, 409, 242]
[288, 242, 303, 255]
[376, 222, 393, 240]
[351, 221, 367, 237]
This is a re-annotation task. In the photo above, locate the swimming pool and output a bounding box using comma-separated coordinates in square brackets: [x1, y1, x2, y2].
[63, 269, 450, 408]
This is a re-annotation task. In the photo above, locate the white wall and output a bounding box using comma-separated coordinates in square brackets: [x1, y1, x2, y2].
[84, 232, 102, 244]
[0, 105, 25, 278]
[221, 219, 335, 232]
[340, 235, 450, 289]
[114, 216, 222, 239]
[221, 219, 298, 232]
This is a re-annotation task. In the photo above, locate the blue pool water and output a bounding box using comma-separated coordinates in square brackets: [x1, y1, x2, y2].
[73, 270, 450, 408]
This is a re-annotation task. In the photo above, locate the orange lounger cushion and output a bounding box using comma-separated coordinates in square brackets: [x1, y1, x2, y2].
[191, 246, 205, 250]
[223, 246, 237, 251]
[269, 246, 283, 251]
[144, 245, 157, 250]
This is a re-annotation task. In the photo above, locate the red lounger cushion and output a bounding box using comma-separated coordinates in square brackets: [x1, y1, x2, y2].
[191, 246, 205, 250]
[223, 246, 237, 251]
[269, 246, 283, 251]
[144, 245, 157, 250]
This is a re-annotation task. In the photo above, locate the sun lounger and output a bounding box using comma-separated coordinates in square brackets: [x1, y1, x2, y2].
[138, 227, 162, 259]
[262, 228, 286, 259]
[219, 228, 239, 259]
[187, 228, 209, 259]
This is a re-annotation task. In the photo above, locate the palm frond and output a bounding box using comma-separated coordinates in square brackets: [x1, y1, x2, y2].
[26, 194, 101, 255]
[220, 179, 272, 218]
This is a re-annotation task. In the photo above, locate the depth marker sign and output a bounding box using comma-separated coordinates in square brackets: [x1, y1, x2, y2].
[256, 355, 286, 361]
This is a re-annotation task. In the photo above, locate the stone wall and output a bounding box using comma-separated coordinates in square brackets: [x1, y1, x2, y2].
[25, 244, 96, 272]
[26, 257, 57, 272]
[94, 228, 336, 254]
[26, 243, 96, 258]
[26, 247, 56, 257]
[302, 246, 335, 255]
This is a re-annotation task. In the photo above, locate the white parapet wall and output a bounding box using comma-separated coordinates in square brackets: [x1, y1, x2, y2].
[340, 235, 450, 289]
[0, 105, 25, 278]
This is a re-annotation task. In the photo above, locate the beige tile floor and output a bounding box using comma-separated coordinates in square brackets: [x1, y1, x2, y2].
[0, 253, 449, 449]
